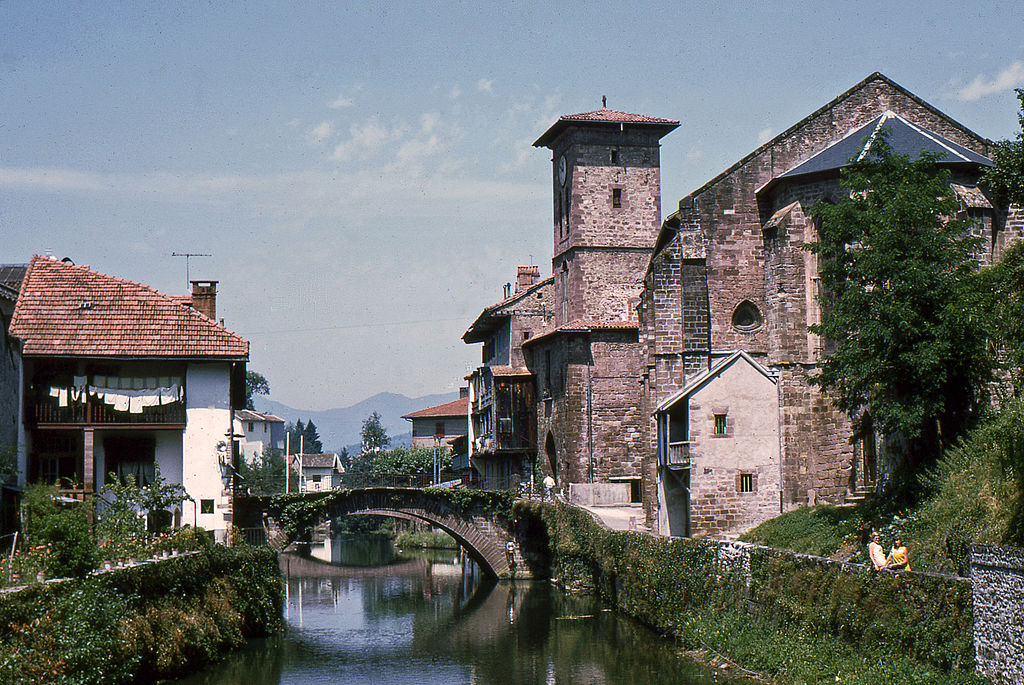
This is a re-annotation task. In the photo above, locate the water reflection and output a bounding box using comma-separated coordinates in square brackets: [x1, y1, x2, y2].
[174, 538, 739, 685]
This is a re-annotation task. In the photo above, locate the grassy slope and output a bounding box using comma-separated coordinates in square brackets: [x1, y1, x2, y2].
[741, 412, 1023, 574]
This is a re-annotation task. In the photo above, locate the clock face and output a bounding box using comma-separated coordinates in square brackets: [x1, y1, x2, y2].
[558, 155, 567, 186]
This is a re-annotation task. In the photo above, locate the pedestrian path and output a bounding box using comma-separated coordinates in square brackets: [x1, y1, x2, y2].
[579, 503, 646, 532]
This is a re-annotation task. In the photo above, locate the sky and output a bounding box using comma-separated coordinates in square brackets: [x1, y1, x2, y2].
[3, 1, 1024, 411]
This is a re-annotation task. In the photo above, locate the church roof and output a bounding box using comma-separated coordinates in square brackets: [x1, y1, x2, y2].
[777, 110, 993, 180]
[533, 106, 679, 147]
[9, 255, 248, 359]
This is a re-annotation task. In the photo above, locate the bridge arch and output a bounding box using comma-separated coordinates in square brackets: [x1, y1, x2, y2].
[260, 488, 521, 580]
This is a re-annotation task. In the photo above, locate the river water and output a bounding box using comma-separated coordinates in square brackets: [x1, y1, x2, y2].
[173, 536, 737, 685]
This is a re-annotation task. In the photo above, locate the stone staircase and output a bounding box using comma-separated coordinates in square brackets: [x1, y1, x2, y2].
[843, 483, 876, 506]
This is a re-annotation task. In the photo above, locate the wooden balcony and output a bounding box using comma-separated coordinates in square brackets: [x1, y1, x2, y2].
[664, 441, 691, 469]
[28, 398, 185, 426]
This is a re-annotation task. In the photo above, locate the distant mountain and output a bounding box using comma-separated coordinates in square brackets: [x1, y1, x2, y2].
[254, 391, 457, 454]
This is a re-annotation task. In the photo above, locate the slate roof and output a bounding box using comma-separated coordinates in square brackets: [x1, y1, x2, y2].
[401, 397, 469, 420]
[291, 453, 341, 469]
[9, 255, 249, 359]
[534, 107, 679, 147]
[0, 265, 27, 291]
[778, 111, 993, 180]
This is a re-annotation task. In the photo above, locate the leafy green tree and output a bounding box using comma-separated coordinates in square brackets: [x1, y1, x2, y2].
[981, 89, 1024, 207]
[39, 507, 100, 578]
[238, 446, 287, 495]
[807, 136, 986, 449]
[361, 411, 390, 454]
[243, 370, 270, 411]
[368, 447, 451, 476]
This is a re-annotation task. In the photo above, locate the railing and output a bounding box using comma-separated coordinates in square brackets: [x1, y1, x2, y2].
[28, 398, 185, 425]
[665, 441, 691, 468]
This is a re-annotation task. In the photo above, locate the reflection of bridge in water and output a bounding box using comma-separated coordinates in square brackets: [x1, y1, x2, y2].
[242, 487, 529, 579]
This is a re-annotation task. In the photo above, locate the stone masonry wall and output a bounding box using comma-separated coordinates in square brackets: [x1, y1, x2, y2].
[970, 544, 1024, 685]
[559, 248, 650, 324]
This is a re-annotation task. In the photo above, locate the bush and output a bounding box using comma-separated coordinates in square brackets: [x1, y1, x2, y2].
[38, 507, 100, 579]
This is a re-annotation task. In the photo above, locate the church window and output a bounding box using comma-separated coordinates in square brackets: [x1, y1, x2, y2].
[731, 300, 763, 332]
[714, 413, 728, 435]
[612, 188, 622, 208]
[739, 473, 755, 493]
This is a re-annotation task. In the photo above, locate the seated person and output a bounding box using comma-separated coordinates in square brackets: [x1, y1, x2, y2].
[886, 536, 911, 571]
[868, 531, 888, 570]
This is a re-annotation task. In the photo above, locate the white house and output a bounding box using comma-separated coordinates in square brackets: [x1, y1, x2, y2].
[7, 255, 249, 540]
[290, 453, 343, 492]
[234, 409, 285, 462]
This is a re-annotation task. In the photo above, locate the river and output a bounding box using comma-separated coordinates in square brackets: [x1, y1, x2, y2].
[172, 536, 739, 685]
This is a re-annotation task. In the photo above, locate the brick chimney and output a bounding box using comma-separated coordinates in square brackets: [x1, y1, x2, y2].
[190, 280, 218, 320]
[515, 265, 540, 293]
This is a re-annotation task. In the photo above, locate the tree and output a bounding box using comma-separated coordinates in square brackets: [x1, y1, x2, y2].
[981, 89, 1024, 207]
[302, 420, 323, 454]
[238, 446, 287, 495]
[806, 136, 987, 448]
[368, 447, 451, 476]
[244, 370, 270, 411]
[361, 411, 390, 454]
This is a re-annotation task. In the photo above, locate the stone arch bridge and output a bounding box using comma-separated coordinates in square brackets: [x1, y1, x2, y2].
[240, 488, 528, 580]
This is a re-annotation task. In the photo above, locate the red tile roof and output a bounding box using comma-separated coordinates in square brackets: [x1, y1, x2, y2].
[534, 107, 679, 147]
[559, 108, 678, 124]
[402, 397, 469, 419]
[488, 365, 533, 377]
[522, 320, 638, 346]
[9, 255, 249, 359]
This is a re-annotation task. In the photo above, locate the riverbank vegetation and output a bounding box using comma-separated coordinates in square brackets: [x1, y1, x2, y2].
[518, 500, 985, 685]
[394, 529, 457, 549]
[0, 544, 283, 684]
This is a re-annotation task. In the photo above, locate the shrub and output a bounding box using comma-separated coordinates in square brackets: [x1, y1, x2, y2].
[38, 507, 100, 579]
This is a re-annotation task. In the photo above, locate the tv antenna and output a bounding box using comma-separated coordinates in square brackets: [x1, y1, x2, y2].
[171, 252, 212, 288]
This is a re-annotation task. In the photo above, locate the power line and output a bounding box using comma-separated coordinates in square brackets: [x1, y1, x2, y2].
[246, 315, 474, 336]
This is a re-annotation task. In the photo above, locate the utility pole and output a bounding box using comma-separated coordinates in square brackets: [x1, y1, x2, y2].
[171, 252, 212, 288]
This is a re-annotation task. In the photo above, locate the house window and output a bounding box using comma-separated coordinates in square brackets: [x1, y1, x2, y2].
[714, 414, 728, 436]
[312, 475, 322, 483]
[248, 422, 254, 432]
[522, 331, 531, 341]
[610, 149, 619, 164]
[200, 499, 214, 514]
[612, 188, 622, 208]
[435, 421, 445, 438]
[739, 473, 756, 493]
[264, 424, 268, 433]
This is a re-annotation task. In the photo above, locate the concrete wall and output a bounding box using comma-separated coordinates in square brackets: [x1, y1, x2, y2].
[184, 363, 232, 538]
[970, 544, 1024, 685]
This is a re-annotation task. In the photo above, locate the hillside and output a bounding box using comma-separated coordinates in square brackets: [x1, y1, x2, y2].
[254, 391, 457, 454]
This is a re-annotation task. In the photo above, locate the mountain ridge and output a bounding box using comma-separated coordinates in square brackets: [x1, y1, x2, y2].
[254, 390, 459, 454]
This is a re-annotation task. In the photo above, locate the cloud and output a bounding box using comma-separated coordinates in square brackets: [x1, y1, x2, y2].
[477, 78, 493, 93]
[757, 127, 775, 145]
[331, 118, 404, 162]
[953, 61, 1024, 101]
[306, 121, 334, 145]
[449, 84, 462, 99]
[329, 91, 355, 109]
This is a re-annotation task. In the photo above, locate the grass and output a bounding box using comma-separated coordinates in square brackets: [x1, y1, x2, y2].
[394, 530, 457, 549]
[741, 404, 1024, 574]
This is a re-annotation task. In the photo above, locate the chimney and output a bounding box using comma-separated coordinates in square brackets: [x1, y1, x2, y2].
[459, 386, 469, 399]
[190, 280, 218, 320]
[516, 265, 540, 293]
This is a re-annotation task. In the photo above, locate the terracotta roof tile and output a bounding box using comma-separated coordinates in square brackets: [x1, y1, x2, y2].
[9, 255, 248, 358]
[558, 107, 678, 124]
[402, 397, 469, 419]
[522, 320, 638, 346]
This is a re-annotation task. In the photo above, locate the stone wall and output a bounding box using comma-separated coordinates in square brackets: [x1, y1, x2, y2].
[970, 544, 1024, 685]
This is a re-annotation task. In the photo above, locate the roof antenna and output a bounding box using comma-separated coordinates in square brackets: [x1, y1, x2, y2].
[602, 95, 607, 108]
[171, 252, 212, 289]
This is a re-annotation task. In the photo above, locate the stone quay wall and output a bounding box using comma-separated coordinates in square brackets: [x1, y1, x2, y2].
[970, 544, 1024, 685]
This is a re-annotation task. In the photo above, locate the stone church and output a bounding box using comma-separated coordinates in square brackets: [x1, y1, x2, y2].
[639, 73, 1024, 537]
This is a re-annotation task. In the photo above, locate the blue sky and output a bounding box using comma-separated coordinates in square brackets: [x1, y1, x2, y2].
[3, 1, 1024, 410]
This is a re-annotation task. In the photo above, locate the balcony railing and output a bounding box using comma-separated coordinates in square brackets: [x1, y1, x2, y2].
[664, 441, 691, 469]
[28, 398, 185, 426]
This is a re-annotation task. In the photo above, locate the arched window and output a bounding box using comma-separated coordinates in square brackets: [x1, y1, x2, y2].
[731, 300, 763, 332]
